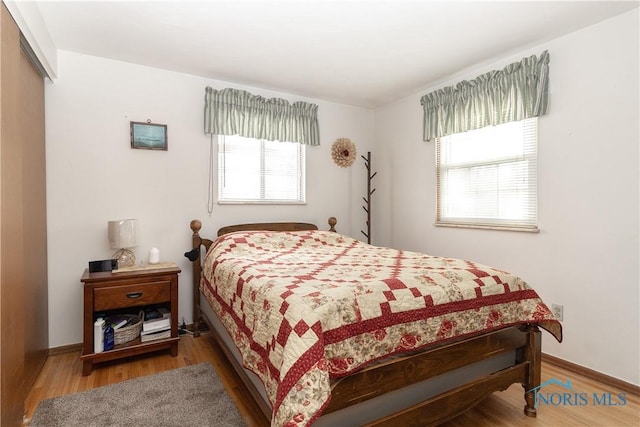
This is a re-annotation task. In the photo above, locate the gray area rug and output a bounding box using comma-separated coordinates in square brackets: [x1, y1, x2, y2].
[30, 362, 246, 427]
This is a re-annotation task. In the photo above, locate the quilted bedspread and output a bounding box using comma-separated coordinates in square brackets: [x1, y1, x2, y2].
[201, 230, 562, 427]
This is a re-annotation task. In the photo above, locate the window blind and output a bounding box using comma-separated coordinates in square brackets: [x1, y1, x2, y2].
[436, 118, 538, 230]
[218, 135, 305, 203]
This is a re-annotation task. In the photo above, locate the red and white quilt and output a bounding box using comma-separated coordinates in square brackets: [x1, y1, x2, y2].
[201, 230, 562, 427]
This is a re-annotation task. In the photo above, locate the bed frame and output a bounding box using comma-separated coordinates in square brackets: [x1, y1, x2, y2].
[187, 217, 542, 426]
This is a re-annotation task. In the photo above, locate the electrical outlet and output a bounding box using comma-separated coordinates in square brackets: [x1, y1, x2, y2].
[551, 304, 563, 321]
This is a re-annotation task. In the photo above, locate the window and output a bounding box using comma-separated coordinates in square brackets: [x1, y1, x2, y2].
[436, 118, 538, 231]
[218, 135, 305, 203]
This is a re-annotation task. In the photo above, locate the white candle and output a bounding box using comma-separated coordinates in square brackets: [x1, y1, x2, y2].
[149, 247, 160, 264]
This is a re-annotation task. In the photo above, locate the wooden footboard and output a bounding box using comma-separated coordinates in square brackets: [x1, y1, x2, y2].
[325, 326, 540, 418]
[186, 218, 542, 425]
[366, 363, 529, 427]
[368, 326, 541, 426]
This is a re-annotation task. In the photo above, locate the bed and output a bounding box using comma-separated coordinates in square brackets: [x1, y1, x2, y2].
[186, 217, 562, 426]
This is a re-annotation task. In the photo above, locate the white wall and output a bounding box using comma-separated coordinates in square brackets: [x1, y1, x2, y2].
[45, 51, 373, 347]
[373, 10, 639, 385]
[40, 7, 640, 387]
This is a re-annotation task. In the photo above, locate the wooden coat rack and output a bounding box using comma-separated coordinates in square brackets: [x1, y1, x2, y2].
[361, 151, 377, 244]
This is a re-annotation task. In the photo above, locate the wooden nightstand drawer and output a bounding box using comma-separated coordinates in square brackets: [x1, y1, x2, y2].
[94, 280, 171, 310]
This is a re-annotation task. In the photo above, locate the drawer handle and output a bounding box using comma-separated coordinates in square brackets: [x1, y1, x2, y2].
[126, 292, 143, 299]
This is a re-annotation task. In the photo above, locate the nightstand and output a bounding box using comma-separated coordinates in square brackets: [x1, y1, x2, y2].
[80, 264, 180, 375]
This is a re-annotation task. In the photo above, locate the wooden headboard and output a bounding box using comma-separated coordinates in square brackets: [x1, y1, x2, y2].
[218, 217, 337, 236]
[186, 217, 337, 336]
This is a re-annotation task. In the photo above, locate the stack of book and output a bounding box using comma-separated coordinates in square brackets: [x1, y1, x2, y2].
[140, 315, 171, 342]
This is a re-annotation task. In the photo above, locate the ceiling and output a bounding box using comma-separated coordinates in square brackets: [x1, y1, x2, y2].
[34, 1, 638, 108]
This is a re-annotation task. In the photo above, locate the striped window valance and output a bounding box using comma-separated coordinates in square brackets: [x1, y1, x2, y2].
[420, 51, 550, 141]
[204, 87, 320, 146]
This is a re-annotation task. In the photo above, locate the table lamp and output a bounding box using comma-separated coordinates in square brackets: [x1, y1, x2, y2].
[108, 219, 138, 268]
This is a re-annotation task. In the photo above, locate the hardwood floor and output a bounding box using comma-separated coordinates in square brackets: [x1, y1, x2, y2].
[25, 333, 639, 426]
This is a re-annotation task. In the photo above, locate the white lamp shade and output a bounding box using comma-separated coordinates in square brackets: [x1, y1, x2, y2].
[108, 219, 138, 249]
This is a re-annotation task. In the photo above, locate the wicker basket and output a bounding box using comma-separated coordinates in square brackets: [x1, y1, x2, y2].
[108, 311, 144, 345]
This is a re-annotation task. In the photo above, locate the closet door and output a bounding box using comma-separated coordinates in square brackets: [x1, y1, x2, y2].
[0, 4, 26, 426]
[20, 32, 48, 393]
[0, 3, 47, 426]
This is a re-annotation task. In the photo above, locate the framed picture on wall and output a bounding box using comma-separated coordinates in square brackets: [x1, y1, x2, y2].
[130, 121, 168, 150]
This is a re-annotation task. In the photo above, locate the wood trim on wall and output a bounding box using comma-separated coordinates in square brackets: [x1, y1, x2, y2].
[543, 353, 639, 397]
[47, 343, 83, 357]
